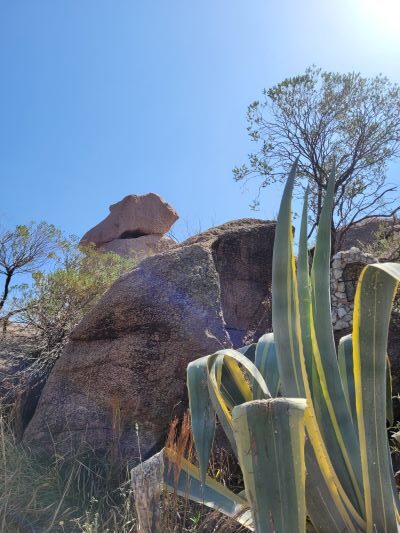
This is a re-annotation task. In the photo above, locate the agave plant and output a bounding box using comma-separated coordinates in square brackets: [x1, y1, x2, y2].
[131, 161, 400, 532]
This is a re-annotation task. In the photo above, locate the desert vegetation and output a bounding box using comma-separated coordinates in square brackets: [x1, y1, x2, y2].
[0, 229, 140, 531]
[0, 228, 137, 419]
[132, 162, 400, 532]
[1, 166, 400, 531]
[234, 66, 400, 254]
[1, 65, 400, 533]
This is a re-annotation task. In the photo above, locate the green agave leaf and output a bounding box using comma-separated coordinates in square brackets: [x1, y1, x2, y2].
[253, 333, 280, 399]
[202, 349, 271, 458]
[206, 353, 239, 456]
[297, 187, 314, 387]
[163, 448, 253, 530]
[352, 262, 400, 530]
[338, 335, 393, 427]
[232, 398, 307, 533]
[386, 355, 394, 427]
[296, 189, 354, 530]
[338, 334, 357, 428]
[272, 161, 363, 531]
[309, 169, 364, 515]
[187, 357, 216, 484]
[310, 168, 337, 365]
[272, 159, 305, 398]
[237, 343, 257, 363]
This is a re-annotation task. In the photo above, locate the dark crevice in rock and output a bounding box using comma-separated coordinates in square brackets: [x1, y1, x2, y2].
[118, 229, 149, 239]
[210, 222, 276, 349]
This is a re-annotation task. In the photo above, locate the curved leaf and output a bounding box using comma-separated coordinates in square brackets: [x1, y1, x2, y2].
[352, 262, 400, 530]
[254, 333, 280, 398]
[187, 357, 216, 484]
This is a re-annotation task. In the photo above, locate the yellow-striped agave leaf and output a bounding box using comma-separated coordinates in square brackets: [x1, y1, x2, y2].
[297, 187, 315, 390]
[272, 161, 364, 531]
[163, 448, 253, 530]
[253, 333, 280, 398]
[187, 357, 216, 484]
[182, 158, 399, 533]
[352, 262, 400, 531]
[272, 159, 305, 398]
[386, 355, 394, 427]
[338, 335, 394, 427]
[309, 169, 364, 516]
[232, 398, 307, 533]
[338, 334, 357, 428]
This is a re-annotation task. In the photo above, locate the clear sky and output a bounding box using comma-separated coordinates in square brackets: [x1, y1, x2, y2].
[1, 0, 399, 241]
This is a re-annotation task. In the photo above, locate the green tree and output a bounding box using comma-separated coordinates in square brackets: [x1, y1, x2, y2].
[0, 222, 60, 312]
[0, 232, 137, 430]
[234, 66, 400, 252]
[15, 238, 137, 364]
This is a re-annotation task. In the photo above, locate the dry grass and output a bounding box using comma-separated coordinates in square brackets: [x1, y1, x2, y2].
[0, 390, 249, 533]
[162, 412, 247, 533]
[0, 414, 136, 532]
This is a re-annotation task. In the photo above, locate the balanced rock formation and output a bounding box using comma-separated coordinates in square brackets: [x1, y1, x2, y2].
[80, 193, 179, 257]
[24, 219, 276, 462]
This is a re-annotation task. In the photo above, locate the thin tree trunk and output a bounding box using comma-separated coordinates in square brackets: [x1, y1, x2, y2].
[0, 271, 13, 311]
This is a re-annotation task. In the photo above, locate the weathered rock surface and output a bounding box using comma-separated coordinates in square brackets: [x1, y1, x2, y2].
[81, 193, 179, 247]
[23, 219, 276, 462]
[338, 216, 399, 251]
[100, 234, 176, 258]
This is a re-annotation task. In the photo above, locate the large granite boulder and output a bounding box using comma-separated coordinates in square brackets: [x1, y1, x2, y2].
[24, 219, 276, 462]
[81, 193, 179, 257]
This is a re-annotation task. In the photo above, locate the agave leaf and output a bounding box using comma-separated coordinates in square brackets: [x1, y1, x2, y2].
[338, 335, 394, 427]
[272, 161, 364, 531]
[352, 262, 400, 530]
[308, 169, 364, 514]
[272, 159, 305, 398]
[214, 348, 271, 398]
[163, 448, 253, 530]
[206, 353, 239, 456]
[297, 187, 314, 387]
[187, 357, 216, 484]
[237, 343, 257, 363]
[296, 189, 352, 529]
[202, 349, 271, 458]
[232, 398, 307, 533]
[386, 355, 394, 427]
[253, 333, 280, 399]
[309, 168, 337, 365]
[338, 334, 357, 428]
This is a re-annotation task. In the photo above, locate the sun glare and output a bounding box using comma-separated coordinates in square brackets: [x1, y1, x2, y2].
[363, 0, 400, 35]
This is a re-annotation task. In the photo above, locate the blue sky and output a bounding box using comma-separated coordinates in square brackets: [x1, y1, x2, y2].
[1, 0, 399, 242]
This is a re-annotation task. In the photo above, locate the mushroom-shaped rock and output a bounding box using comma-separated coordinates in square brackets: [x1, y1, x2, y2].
[80, 193, 179, 247]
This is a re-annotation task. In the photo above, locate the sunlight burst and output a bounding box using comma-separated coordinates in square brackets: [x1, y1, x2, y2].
[363, 0, 400, 34]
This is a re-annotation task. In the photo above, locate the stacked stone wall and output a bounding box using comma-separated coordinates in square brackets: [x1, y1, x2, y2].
[331, 247, 378, 330]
